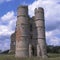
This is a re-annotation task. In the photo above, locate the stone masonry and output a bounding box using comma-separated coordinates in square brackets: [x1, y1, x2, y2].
[10, 32, 16, 53]
[15, 5, 47, 58]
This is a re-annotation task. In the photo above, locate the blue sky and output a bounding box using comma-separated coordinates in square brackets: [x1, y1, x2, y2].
[0, 0, 35, 16]
[0, 0, 60, 51]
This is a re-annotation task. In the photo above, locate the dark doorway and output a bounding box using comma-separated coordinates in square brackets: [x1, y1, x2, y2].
[31, 45, 35, 56]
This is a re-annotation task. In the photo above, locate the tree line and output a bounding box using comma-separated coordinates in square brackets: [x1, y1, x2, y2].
[47, 45, 60, 53]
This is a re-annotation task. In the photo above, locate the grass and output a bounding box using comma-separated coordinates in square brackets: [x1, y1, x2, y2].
[48, 53, 60, 60]
[0, 53, 60, 60]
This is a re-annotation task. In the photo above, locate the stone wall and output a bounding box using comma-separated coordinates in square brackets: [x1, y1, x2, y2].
[10, 32, 16, 53]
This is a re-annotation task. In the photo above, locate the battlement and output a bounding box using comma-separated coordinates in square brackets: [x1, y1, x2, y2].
[18, 5, 28, 9]
[34, 7, 44, 20]
[17, 5, 28, 16]
[35, 7, 44, 14]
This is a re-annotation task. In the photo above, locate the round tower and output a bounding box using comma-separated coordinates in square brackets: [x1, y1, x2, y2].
[35, 7, 47, 58]
[15, 5, 30, 57]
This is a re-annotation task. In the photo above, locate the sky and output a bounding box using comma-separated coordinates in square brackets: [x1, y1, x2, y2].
[0, 0, 60, 51]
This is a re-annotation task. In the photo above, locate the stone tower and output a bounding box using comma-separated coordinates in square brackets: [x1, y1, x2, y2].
[15, 5, 47, 58]
[15, 6, 30, 57]
[35, 7, 47, 58]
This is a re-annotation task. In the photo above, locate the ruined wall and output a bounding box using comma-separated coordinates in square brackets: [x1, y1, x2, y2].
[10, 32, 16, 53]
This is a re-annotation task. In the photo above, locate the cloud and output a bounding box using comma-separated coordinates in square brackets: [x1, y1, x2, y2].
[0, 0, 11, 3]
[0, 11, 17, 36]
[29, 0, 60, 31]
[0, 39, 10, 51]
[28, 0, 60, 31]
[1, 11, 15, 22]
[0, 11, 16, 51]
[50, 37, 60, 46]
[28, 0, 60, 46]
[46, 29, 60, 46]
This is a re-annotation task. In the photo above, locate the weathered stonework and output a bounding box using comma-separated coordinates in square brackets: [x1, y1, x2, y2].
[15, 5, 47, 58]
[15, 6, 30, 57]
[10, 32, 16, 53]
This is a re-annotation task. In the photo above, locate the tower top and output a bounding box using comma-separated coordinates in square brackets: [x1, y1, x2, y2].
[17, 5, 28, 16]
[18, 5, 28, 9]
[34, 7, 44, 20]
[35, 7, 44, 14]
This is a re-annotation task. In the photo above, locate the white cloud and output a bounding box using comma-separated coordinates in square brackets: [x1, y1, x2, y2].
[0, 11, 17, 36]
[28, 0, 60, 18]
[2, 39, 10, 51]
[46, 29, 60, 46]
[28, 0, 60, 46]
[50, 37, 60, 46]
[0, 25, 14, 35]
[0, 11, 16, 51]
[1, 11, 15, 22]
[0, 39, 10, 51]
